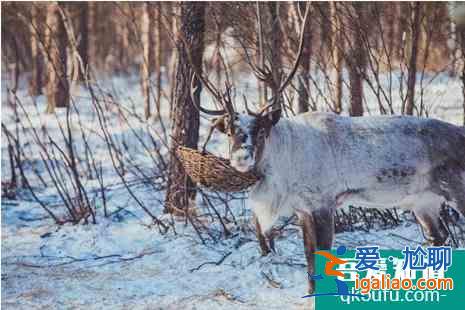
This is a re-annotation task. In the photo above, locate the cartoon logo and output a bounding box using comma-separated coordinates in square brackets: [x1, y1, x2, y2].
[302, 245, 453, 300]
[303, 245, 364, 298]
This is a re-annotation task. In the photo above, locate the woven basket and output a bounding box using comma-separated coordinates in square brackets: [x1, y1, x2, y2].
[176, 146, 260, 192]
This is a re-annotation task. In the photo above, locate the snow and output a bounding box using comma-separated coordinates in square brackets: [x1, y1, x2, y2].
[2, 70, 464, 309]
[2, 203, 439, 309]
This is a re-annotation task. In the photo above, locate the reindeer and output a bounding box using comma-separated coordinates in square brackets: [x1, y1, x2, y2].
[194, 90, 465, 293]
[188, 7, 465, 294]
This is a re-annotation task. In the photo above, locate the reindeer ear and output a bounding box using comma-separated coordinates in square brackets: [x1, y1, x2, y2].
[212, 117, 227, 134]
[266, 108, 281, 127]
[262, 108, 282, 127]
[260, 108, 282, 136]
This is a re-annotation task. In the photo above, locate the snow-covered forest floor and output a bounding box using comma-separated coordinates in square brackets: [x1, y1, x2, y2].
[2, 71, 465, 309]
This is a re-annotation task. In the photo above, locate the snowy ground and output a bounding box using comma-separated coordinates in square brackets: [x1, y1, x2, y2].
[1, 71, 464, 309]
[1, 198, 438, 309]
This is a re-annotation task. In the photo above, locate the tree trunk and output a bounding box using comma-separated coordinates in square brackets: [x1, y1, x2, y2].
[449, 16, 458, 77]
[165, 2, 205, 214]
[29, 4, 43, 96]
[87, 2, 97, 69]
[396, 4, 406, 61]
[45, 2, 69, 113]
[268, 2, 282, 110]
[297, 2, 312, 114]
[168, 3, 179, 118]
[117, 3, 130, 74]
[319, 2, 331, 73]
[141, 2, 152, 120]
[462, 43, 465, 126]
[214, 26, 222, 88]
[450, 2, 465, 124]
[78, 2, 89, 80]
[256, 2, 266, 107]
[347, 3, 366, 117]
[154, 3, 162, 118]
[386, 3, 396, 58]
[330, 2, 343, 114]
[405, 2, 422, 115]
[459, 27, 465, 125]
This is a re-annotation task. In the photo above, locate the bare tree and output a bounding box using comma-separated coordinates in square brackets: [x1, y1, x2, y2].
[29, 4, 43, 96]
[458, 20, 465, 126]
[297, 2, 312, 114]
[450, 3, 465, 125]
[45, 2, 69, 113]
[256, 2, 267, 107]
[346, 3, 367, 116]
[405, 2, 422, 115]
[154, 3, 162, 118]
[140, 2, 152, 120]
[268, 2, 283, 110]
[115, 3, 130, 74]
[386, 3, 397, 59]
[77, 1, 89, 80]
[165, 3, 205, 214]
[168, 3, 179, 116]
[330, 1, 343, 114]
[318, 2, 331, 73]
[87, 2, 97, 69]
[461, 31, 465, 126]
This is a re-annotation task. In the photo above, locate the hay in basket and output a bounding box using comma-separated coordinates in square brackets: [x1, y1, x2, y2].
[176, 146, 260, 192]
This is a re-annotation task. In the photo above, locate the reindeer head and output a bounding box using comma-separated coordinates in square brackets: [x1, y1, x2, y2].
[191, 75, 281, 172]
[211, 103, 281, 172]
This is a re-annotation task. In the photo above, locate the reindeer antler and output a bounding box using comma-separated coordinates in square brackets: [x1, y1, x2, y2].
[190, 73, 226, 116]
[276, 3, 311, 95]
[187, 3, 310, 122]
[240, 3, 311, 116]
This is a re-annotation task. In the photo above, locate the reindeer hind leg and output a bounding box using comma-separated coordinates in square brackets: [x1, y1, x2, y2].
[431, 164, 465, 218]
[312, 208, 335, 250]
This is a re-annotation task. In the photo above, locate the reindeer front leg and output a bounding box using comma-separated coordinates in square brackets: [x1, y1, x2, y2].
[254, 215, 273, 256]
[302, 212, 317, 294]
